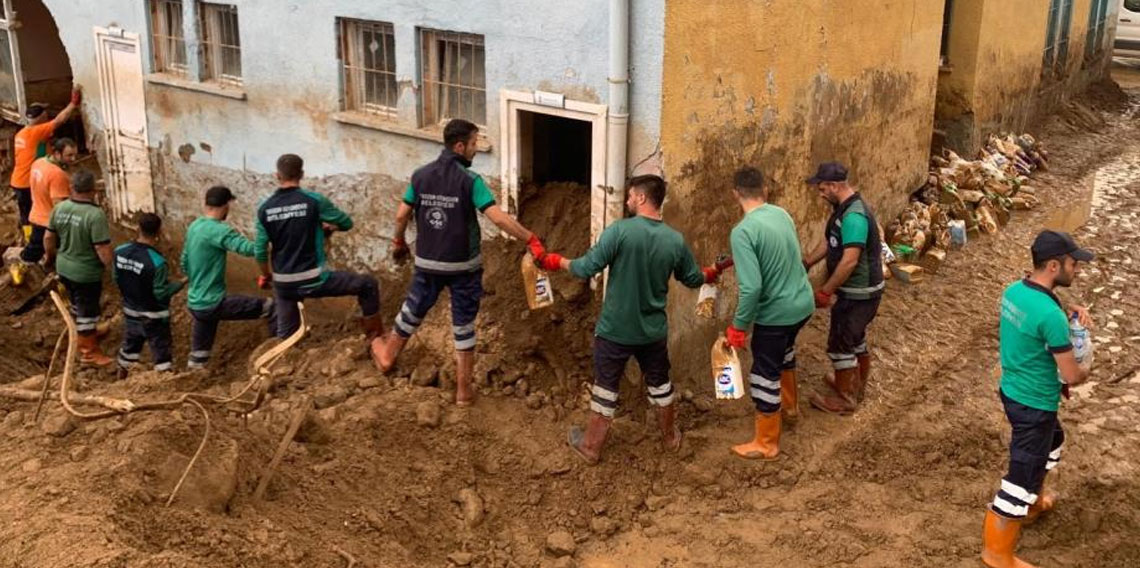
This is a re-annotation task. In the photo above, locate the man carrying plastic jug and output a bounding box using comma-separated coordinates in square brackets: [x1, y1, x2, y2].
[723, 167, 814, 460]
[371, 119, 541, 407]
[803, 162, 884, 415]
[533, 174, 728, 464]
[980, 230, 1092, 568]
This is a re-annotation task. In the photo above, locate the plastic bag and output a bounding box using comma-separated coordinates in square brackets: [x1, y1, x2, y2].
[710, 337, 745, 400]
[948, 220, 967, 248]
[521, 253, 554, 310]
[695, 284, 718, 319]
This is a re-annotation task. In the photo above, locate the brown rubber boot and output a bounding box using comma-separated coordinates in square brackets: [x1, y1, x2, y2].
[360, 313, 384, 341]
[455, 350, 475, 407]
[981, 508, 1037, 568]
[78, 334, 113, 367]
[780, 369, 799, 423]
[568, 413, 612, 465]
[810, 368, 859, 415]
[370, 332, 407, 373]
[731, 411, 781, 460]
[856, 353, 872, 402]
[657, 403, 683, 452]
[1024, 478, 1056, 524]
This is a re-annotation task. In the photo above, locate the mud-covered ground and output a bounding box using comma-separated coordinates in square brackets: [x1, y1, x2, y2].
[1, 76, 1139, 567]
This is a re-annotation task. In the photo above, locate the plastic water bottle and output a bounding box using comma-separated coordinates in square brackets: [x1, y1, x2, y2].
[1069, 313, 1092, 367]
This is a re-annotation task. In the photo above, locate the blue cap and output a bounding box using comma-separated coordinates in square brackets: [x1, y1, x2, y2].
[806, 161, 849, 184]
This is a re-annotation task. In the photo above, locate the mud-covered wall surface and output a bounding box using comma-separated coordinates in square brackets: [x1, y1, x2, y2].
[936, 0, 1114, 153]
[659, 0, 944, 383]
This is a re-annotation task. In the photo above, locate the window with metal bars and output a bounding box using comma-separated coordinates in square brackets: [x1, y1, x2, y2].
[1085, 0, 1111, 59]
[338, 19, 398, 116]
[198, 2, 242, 85]
[150, 0, 187, 75]
[939, 0, 954, 65]
[419, 29, 486, 126]
[1043, 0, 1074, 71]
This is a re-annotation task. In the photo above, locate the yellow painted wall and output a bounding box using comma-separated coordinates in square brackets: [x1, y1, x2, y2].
[659, 0, 944, 380]
[937, 0, 1112, 151]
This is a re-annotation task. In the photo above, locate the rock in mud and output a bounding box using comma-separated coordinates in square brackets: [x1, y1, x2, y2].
[447, 551, 475, 566]
[69, 446, 90, 462]
[40, 412, 76, 437]
[159, 437, 239, 513]
[416, 401, 442, 428]
[545, 530, 576, 557]
[3, 410, 24, 430]
[412, 364, 439, 387]
[590, 517, 618, 536]
[526, 393, 544, 410]
[313, 385, 349, 409]
[21, 458, 42, 473]
[457, 488, 485, 528]
[357, 376, 383, 390]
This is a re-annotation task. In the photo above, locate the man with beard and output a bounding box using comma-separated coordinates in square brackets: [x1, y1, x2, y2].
[20, 137, 78, 266]
[10, 87, 81, 241]
[182, 186, 276, 369]
[981, 230, 1092, 568]
[534, 174, 728, 464]
[802, 162, 884, 415]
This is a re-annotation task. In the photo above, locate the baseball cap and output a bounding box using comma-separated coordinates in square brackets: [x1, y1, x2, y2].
[807, 161, 848, 184]
[1031, 230, 1094, 264]
[204, 185, 236, 206]
[25, 103, 48, 119]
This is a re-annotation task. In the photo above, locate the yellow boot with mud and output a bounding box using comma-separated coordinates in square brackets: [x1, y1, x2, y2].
[78, 334, 113, 367]
[981, 508, 1037, 568]
[568, 413, 611, 465]
[455, 350, 475, 407]
[731, 411, 781, 460]
[780, 369, 800, 423]
[657, 403, 683, 451]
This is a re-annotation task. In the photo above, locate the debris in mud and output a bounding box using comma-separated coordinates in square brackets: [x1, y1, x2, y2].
[416, 400, 442, 428]
[545, 530, 577, 557]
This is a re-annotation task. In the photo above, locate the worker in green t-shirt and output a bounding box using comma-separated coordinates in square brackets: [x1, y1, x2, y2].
[181, 185, 276, 370]
[722, 167, 815, 460]
[980, 230, 1092, 568]
[44, 169, 114, 366]
[802, 162, 884, 415]
[534, 174, 728, 465]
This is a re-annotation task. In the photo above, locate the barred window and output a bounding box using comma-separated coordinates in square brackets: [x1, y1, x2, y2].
[198, 2, 242, 85]
[1043, 0, 1074, 70]
[339, 19, 398, 115]
[150, 0, 187, 75]
[420, 29, 486, 126]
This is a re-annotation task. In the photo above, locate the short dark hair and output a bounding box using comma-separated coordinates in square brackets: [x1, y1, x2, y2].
[629, 174, 667, 208]
[52, 137, 77, 154]
[276, 154, 304, 181]
[71, 170, 96, 194]
[734, 167, 765, 197]
[137, 212, 162, 237]
[443, 119, 479, 148]
[1033, 256, 1062, 270]
[204, 185, 235, 207]
[25, 104, 47, 120]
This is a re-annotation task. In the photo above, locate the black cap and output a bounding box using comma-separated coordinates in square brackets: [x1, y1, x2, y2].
[807, 161, 848, 184]
[1031, 230, 1094, 265]
[204, 185, 236, 207]
[25, 103, 47, 119]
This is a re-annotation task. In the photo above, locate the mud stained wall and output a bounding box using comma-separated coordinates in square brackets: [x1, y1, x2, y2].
[936, 0, 1115, 153]
[41, 0, 667, 270]
[659, 0, 943, 381]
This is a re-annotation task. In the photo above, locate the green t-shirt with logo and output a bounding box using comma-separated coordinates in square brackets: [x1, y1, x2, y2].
[730, 204, 815, 328]
[182, 216, 257, 311]
[999, 279, 1072, 412]
[48, 198, 111, 283]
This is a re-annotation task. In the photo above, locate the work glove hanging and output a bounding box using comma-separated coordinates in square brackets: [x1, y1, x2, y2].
[526, 234, 546, 259]
[391, 237, 410, 263]
[702, 254, 735, 283]
[725, 325, 749, 350]
[814, 289, 833, 309]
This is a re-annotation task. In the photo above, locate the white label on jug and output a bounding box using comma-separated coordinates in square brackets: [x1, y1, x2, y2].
[535, 275, 552, 301]
[716, 365, 737, 397]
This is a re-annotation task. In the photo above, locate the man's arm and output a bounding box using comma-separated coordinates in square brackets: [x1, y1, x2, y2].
[1054, 350, 1089, 387]
[819, 247, 860, 295]
[49, 87, 82, 129]
[674, 245, 707, 289]
[562, 226, 618, 279]
[44, 229, 57, 267]
[153, 261, 184, 301]
[803, 237, 827, 269]
[94, 243, 113, 268]
[731, 228, 763, 330]
[484, 206, 534, 241]
[253, 217, 270, 278]
[221, 227, 257, 257]
[316, 193, 353, 231]
[393, 202, 413, 242]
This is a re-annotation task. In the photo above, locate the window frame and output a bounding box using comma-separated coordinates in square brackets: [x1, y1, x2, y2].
[338, 18, 399, 117]
[149, 0, 188, 76]
[1042, 0, 1074, 74]
[418, 28, 487, 127]
[1085, 0, 1112, 59]
[197, 1, 242, 86]
[939, 0, 954, 66]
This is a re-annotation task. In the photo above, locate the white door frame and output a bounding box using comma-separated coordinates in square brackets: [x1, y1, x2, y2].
[93, 26, 154, 222]
[0, 0, 27, 123]
[498, 90, 609, 246]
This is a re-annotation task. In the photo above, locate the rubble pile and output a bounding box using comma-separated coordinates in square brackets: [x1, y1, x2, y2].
[882, 133, 1049, 279]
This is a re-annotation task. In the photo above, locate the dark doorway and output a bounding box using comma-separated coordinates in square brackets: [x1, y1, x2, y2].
[519, 110, 591, 186]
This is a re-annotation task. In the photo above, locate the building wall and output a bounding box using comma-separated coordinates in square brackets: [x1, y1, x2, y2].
[659, 0, 944, 381]
[41, 0, 666, 271]
[936, 0, 1115, 153]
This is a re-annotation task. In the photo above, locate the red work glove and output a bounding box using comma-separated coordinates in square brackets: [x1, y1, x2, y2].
[527, 234, 546, 259]
[70, 87, 81, 106]
[536, 253, 564, 272]
[391, 237, 410, 262]
[814, 289, 833, 309]
[715, 256, 734, 272]
[257, 274, 272, 290]
[725, 326, 749, 350]
[702, 266, 719, 284]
